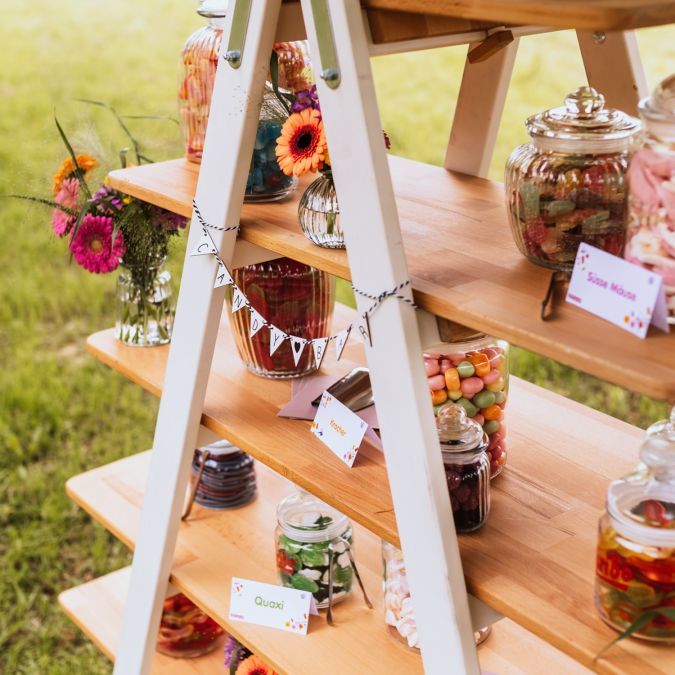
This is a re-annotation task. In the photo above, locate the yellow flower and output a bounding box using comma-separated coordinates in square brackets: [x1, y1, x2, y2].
[275, 108, 326, 177]
[52, 154, 98, 195]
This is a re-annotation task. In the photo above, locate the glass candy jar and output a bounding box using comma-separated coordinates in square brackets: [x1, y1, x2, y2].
[156, 592, 224, 658]
[424, 321, 509, 477]
[382, 541, 491, 652]
[625, 74, 675, 323]
[227, 258, 335, 378]
[275, 492, 354, 608]
[506, 87, 641, 270]
[115, 259, 174, 346]
[595, 408, 675, 642]
[298, 171, 343, 248]
[438, 403, 491, 533]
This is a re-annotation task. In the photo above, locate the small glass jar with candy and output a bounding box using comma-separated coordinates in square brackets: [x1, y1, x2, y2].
[424, 321, 508, 477]
[595, 407, 675, 642]
[227, 258, 335, 379]
[275, 491, 353, 608]
[156, 592, 224, 658]
[505, 87, 641, 270]
[438, 403, 491, 533]
[624, 74, 675, 323]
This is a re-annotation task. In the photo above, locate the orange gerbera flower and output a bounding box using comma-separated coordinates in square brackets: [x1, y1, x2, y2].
[52, 154, 98, 195]
[235, 654, 278, 675]
[275, 108, 326, 177]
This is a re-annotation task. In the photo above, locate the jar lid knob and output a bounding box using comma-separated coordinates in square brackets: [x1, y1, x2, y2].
[437, 403, 484, 449]
[639, 407, 675, 481]
[564, 86, 605, 117]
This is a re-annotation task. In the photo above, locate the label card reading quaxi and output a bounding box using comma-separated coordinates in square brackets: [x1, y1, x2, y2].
[566, 244, 669, 338]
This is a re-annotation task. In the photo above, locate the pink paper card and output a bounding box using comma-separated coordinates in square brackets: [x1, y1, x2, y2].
[566, 244, 670, 338]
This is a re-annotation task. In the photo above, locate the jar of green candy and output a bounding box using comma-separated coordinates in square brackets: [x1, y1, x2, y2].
[506, 87, 641, 271]
[275, 491, 353, 608]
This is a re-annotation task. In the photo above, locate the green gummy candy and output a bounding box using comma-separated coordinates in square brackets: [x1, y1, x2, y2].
[519, 181, 540, 219]
[300, 549, 326, 567]
[493, 391, 506, 404]
[483, 420, 500, 435]
[290, 573, 320, 593]
[457, 398, 478, 417]
[472, 390, 496, 409]
[456, 361, 475, 378]
[546, 199, 575, 217]
[582, 210, 610, 230]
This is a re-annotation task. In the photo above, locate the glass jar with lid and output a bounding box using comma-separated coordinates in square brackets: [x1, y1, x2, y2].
[438, 403, 491, 533]
[424, 319, 509, 477]
[505, 87, 641, 270]
[178, 2, 307, 201]
[624, 74, 675, 324]
[595, 407, 675, 642]
[275, 491, 353, 608]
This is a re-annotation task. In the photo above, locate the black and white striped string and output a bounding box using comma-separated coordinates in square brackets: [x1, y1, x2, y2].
[190, 201, 417, 364]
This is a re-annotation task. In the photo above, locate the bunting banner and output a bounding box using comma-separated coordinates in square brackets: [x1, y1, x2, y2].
[190, 201, 417, 364]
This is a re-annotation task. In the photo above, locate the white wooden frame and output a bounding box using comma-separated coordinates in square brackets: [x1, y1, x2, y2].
[111, 4, 650, 674]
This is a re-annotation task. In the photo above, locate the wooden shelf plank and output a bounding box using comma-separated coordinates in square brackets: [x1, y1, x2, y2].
[108, 157, 675, 401]
[84, 317, 674, 673]
[63, 465, 591, 675]
[59, 567, 225, 674]
[358, 1, 675, 31]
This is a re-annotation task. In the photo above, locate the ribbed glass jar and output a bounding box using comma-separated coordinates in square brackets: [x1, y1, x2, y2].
[227, 258, 335, 378]
[298, 171, 344, 248]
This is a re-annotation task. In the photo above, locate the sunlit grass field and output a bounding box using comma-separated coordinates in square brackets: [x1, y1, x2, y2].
[1, 1, 673, 671]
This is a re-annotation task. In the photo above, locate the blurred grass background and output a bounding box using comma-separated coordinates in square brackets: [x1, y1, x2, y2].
[0, 0, 673, 671]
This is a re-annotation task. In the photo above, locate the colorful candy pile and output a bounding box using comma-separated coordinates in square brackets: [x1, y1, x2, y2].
[595, 503, 675, 641]
[156, 593, 224, 657]
[425, 345, 507, 476]
[276, 521, 354, 607]
[506, 153, 628, 270]
[625, 148, 675, 321]
[382, 542, 419, 651]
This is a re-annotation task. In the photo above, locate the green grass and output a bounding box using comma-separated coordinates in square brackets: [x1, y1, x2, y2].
[0, 2, 673, 671]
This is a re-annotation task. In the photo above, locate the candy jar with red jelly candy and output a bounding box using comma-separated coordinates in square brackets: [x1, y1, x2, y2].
[506, 87, 641, 270]
[624, 74, 675, 323]
[437, 403, 490, 533]
[595, 407, 675, 642]
[227, 258, 335, 378]
[156, 592, 224, 658]
[425, 321, 508, 477]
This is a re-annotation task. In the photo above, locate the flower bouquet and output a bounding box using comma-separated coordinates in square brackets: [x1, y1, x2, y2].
[15, 106, 187, 346]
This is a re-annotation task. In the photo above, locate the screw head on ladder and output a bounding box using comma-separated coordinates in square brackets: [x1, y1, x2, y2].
[320, 68, 339, 83]
[223, 49, 242, 63]
[592, 31, 607, 45]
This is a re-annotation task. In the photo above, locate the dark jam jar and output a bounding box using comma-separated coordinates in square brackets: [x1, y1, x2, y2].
[437, 403, 490, 533]
[595, 407, 675, 642]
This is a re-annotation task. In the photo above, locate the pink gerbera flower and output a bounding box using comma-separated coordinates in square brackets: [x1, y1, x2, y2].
[51, 178, 80, 237]
[70, 214, 125, 274]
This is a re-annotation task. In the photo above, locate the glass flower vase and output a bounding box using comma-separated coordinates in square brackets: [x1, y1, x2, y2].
[227, 258, 335, 378]
[298, 171, 344, 249]
[115, 259, 174, 346]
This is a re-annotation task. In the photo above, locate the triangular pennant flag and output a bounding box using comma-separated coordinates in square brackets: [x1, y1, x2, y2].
[311, 337, 329, 370]
[214, 260, 234, 288]
[230, 286, 247, 313]
[353, 313, 372, 346]
[249, 307, 265, 338]
[191, 227, 218, 256]
[290, 336, 308, 367]
[334, 326, 351, 361]
[269, 325, 287, 356]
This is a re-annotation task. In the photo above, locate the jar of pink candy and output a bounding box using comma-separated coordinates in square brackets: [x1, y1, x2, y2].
[625, 74, 675, 323]
[424, 322, 509, 477]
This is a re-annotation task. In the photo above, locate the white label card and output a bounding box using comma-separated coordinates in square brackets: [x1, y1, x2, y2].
[229, 577, 313, 635]
[310, 391, 368, 467]
[566, 244, 670, 339]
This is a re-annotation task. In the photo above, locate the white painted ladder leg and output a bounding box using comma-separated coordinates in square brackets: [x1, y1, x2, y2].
[577, 30, 648, 114]
[301, 1, 480, 673]
[113, 1, 282, 673]
[445, 39, 519, 178]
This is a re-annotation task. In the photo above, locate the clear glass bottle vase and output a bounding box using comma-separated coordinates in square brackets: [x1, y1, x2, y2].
[115, 259, 174, 346]
[298, 171, 344, 249]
